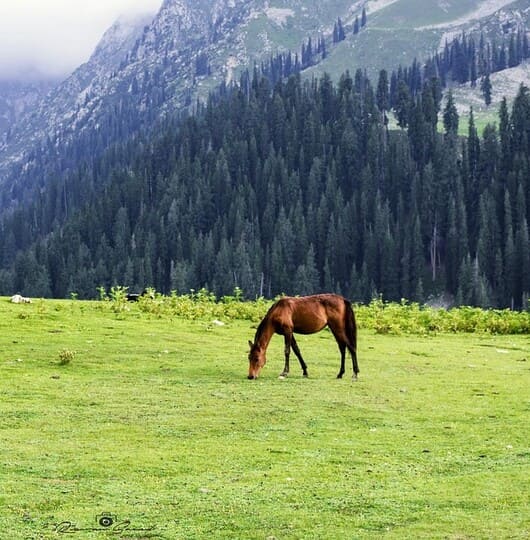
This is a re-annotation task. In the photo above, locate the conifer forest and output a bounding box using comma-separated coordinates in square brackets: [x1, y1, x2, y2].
[0, 65, 529, 308]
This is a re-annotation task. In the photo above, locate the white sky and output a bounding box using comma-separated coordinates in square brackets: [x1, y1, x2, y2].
[0, 0, 162, 80]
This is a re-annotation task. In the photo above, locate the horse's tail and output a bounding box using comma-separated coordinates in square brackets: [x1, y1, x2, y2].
[344, 299, 357, 349]
[344, 298, 359, 374]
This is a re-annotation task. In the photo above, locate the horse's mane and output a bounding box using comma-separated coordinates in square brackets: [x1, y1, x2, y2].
[254, 301, 277, 341]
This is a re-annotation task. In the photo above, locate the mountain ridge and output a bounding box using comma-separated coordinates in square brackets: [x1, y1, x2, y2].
[0, 0, 528, 185]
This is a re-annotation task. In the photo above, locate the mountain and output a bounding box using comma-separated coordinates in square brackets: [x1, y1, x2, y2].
[0, 11, 154, 173]
[1, 0, 528, 184]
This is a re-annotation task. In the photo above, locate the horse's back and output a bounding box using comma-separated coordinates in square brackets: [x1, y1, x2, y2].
[270, 294, 343, 334]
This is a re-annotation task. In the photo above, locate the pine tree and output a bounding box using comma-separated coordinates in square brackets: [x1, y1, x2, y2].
[456, 254, 473, 305]
[498, 44, 507, 71]
[478, 32, 488, 76]
[445, 196, 460, 294]
[361, 7, 367, 28]
[394, 80, 412, 128]
[334, 17, 345, 42]
[504, 201, 517, 308]
[443, 90, 459, 135]
[469, 37, 477, 87]
[467, 108, 480, 183]
[508, 33, 518, 68]
[376, 69, 389, 112]
[499, 97, 512, 174]
[333, 22, 339, 44]
[511, 84, 530, 156]
[293, 244, 319, 295]
[453, 38, 469, 83]
[480, 73, 492, 106]
[476, 191, 500, 287]
[515, 217, 530, 308]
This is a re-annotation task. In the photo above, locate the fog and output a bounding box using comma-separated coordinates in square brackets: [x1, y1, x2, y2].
[0, 0, 162, 81]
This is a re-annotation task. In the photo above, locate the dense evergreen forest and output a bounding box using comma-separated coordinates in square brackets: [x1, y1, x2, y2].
[0, 68, 529, 308]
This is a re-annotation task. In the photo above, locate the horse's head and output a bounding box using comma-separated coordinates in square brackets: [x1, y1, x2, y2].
[248, 340, 266, 379]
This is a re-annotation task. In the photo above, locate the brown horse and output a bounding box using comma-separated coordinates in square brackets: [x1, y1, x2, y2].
[247, 294, 358, 380]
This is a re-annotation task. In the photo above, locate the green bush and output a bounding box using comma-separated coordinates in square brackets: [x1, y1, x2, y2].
[97, 287, 530, 334]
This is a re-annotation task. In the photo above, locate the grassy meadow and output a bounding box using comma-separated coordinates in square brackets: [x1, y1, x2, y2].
[1, 295, 529, 539]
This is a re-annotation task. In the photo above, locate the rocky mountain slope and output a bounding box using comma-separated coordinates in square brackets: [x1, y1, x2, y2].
[0, 79, 57, 144]
[0, 0, 528, 184]
[0, 11, 154, 169]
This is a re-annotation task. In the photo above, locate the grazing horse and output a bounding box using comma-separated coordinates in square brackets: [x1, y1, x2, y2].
[247, 294, 358, 380]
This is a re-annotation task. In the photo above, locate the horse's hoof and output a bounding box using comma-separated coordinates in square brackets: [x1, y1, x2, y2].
[279, 374, 286, 379]
[336, 373, 344, 379]
[303, 373, 308, 378]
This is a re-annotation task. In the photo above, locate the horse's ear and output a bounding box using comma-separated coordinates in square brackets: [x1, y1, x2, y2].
[248, 340, 254, 349]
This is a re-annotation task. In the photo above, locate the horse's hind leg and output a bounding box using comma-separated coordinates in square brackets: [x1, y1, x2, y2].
[328, 323, 347, 378]
[336, 341, 346, 379]
[330, 323, 357, 380]
[291, 336, 308, 377]
[349, 345, 359, 379]
[343, 332, 359, 379]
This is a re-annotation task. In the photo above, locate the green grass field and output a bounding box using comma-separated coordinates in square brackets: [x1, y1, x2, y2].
[1, 297, 529, 539]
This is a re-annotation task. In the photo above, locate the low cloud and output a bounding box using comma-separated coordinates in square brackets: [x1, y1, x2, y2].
[0, 0, 161, 81]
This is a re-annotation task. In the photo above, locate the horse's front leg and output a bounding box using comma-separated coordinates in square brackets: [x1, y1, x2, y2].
[291, 336, 308, 377]
[280, 334, 292, 377]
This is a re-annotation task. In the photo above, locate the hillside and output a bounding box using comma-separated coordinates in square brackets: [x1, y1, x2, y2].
[0, 68, 528, 308]
[452, 59, 530, 131]
[306, 0, 530, 78]
[0, 11, 153, 172]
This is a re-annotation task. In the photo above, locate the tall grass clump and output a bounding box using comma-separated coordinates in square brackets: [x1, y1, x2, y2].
[57, 349, 76, 366]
